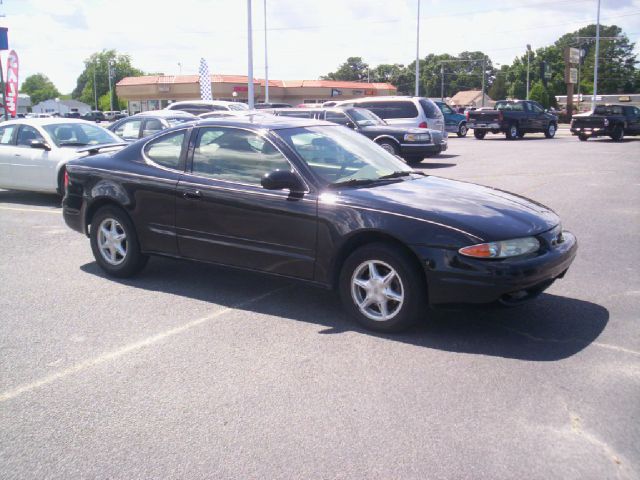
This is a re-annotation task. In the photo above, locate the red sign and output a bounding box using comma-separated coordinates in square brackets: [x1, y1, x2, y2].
[233, 85, 248, 92]
[5, 50, 19, 118]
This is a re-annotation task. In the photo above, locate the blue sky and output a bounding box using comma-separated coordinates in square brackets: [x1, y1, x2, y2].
[2, 0, 639, 93]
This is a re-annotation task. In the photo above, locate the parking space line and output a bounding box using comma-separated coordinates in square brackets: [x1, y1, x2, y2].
[0, 285, 291, 403]
[0, 206, 60, 214]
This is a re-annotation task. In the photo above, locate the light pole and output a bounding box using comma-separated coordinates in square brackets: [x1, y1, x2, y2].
[415, 0, 420, 96]
[108, 60, 115, 111]
[592, 0, 601, 111]
[526, 44, 532, 100]
[440, 64, 444, 101]
[247, 0, 255, 109]
[93, 60, 98, 110]
[263, 0, 269, 103]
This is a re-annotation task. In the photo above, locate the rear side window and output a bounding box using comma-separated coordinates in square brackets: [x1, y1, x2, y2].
[0, 125, 16, 144]
[419, 99, 442, 119]
[142, 119, 164, 137]
[594, 106, 622, 115]
[115, 119, 142, 139]
[277, 111, 316, 119]
[357, 101, 419, 119]
[144, 129, 186, 170]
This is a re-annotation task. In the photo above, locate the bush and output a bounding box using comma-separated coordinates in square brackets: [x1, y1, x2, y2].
[529, 81, 550, 108]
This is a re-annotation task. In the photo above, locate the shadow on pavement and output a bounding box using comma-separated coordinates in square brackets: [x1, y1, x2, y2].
[0, 190, 61, 208]
[414, 162, 457, 169]
[81, 256, 608, 362]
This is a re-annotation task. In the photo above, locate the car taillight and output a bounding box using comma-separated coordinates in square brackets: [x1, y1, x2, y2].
[465, 111, 469, 121]
[64, 170, 69, 188]
[418, 121, 428, 128]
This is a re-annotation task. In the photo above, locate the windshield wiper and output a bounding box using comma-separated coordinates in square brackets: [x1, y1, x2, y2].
[59, 141, 89, 146]
[328, 178, 378, 188]
[378, 171, 412, 180]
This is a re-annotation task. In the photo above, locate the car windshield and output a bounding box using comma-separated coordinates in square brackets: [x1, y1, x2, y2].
[348, 108, 385, 127]
[277, 125, 412, 186]
[43, 122, 121, 147]
[228, 103, 249, 111]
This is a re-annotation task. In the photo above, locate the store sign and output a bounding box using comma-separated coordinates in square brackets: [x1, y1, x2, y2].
[5, 50, 19, 118]
[364, 89, 376, 96]
[618, 96, 631, 102]
[568, 47, 580, 64]
[564, 67, 578, 84]
[158, 84, 170, 92]
[233, 86, 248, 92]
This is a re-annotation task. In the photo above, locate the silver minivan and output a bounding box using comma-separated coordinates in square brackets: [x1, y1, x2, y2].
[335, 96, 447, 136]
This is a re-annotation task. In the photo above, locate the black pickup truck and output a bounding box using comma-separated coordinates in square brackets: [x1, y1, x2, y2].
[467, 100, 558, 140]
[570, 104, 640, 141]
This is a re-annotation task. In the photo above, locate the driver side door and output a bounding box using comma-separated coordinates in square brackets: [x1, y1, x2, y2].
[175, 126, 318, 279]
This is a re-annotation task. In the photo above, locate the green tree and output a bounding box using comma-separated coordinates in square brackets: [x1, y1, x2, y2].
[20, 73, 61, 105]
[529, 81, 550, 107]
[488, 67, 509, 100]
[98, 92, 127, 111]
[322, 57, 370, 81]
[72, 49, 144, 109]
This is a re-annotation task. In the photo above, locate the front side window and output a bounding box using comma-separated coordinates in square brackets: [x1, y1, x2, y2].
[0, 125, 16, 145]
[192, 127, 290, 185]
[43, 123, 120, 147]
[495, 102, 525, 112]
[142, 119, 164, 137]
[324, 111, 350, 125]
[144, 129, 187, 170]
[530, 103, 544, 113]
[440, 103, 454, 115]
[278, 125, 411, 185]
[115, 119, 142, 139]
[16, 125, 45, 146]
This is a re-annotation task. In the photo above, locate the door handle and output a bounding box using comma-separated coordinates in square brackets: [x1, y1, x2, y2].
[182, 189, 202, 200]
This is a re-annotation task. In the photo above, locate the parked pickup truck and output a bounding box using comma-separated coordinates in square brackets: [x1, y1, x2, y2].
[570, 104, 640, 141]
[467, 100, 558, 140]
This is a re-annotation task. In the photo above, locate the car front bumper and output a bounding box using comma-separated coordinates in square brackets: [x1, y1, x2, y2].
[412, 230, 578, 306]
[570, 127, 609, 137]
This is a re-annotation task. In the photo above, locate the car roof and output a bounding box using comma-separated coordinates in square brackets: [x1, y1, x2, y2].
[193, 113, 334, 130]
[131, 110, 197, 118]
[0, 118, 101, 127]
[167, 100, 242, 106]
[337, 96, 425, 104]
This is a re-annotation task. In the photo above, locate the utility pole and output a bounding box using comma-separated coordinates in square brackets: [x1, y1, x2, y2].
[108, 60, 114, 111]
[247, 0, 255, 109]
[93, 61, 98, 110]
[415, 0, 420, 96]
[481, 56, 486, 107]
[263, 0, 269, 103]
[592, 0, 601, 111]
[440, 64, 444, 101]
[526, 44, 532, 100]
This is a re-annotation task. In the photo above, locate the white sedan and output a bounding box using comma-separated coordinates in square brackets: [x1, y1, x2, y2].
[0, 118, 125, 195]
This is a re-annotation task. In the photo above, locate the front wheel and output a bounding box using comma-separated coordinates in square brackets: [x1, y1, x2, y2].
[457, 123, 468, 137]
[339, 243, 426, 332]
[505, 124, 520, 140]
[578, 133, 589, 141]
[544, 123, 557, 138]
[377, 140, 399, 156]
[473, 130, 486, 140]
[609, 125, 624, 141]
[90, 205, 148, 278]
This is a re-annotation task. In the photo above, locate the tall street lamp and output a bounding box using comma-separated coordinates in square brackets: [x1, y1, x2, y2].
[526, 44, 532, 100]
[247, 0, 255, 109]
[592, 0, 601, 110]
[415, 0, 420, 97]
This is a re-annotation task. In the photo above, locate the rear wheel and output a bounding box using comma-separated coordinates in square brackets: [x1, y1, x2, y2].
[544, 122, 556, 138]
[609, 125, 624, 141]
[339, 243, 426, 332]
[457, 123, 468, 137]
[473, 130, 486, 140]
[90, 205, 148, 278]
[505, 124, 520, 140]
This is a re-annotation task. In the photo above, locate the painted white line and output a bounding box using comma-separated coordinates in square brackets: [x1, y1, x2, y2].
[592, 342, 640, 357]
[0, 206, 60, 214]
[0, 286, 290, 403]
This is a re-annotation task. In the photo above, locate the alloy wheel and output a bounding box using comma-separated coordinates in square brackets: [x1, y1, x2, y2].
[351, 260, 404, 322]
[97, 218, 128, 266]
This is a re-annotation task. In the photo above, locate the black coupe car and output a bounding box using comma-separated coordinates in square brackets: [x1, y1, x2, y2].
[63, 115, 577, 332]
[269, 107, 446, 163]
[108, 110, 197, 142]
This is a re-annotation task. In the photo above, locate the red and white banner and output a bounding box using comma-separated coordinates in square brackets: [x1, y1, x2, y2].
[5, 50, 19, 118]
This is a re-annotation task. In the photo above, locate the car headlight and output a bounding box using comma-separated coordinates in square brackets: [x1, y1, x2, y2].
[459, 237, 540, 259]
[404, 133, 431, 142]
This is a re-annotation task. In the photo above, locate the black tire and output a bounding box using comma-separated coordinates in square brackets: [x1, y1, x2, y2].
[505, 124, 520, 140]
[339, 243, 427, 332]
[405, 157, 423, 165]
[544, 122, 557, 139]
[377, 140, 399, 156]
[457, 123, 468, 137]
[90, 205, 148, 278]
[473, 130, 486, 140]
[578, 133, 589, 141]
[609, 125, 624, 142]
[56, 167, 66, 197]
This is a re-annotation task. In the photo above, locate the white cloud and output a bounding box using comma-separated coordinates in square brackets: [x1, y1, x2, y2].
[2, 0, 638, 93]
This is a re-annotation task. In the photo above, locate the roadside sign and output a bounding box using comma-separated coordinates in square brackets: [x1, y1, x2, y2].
[544, 63, 552, 79]
[565, 67, 578, 84]
[568, 47, 580, 64]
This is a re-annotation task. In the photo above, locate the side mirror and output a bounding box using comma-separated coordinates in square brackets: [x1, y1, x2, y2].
[30, 140, 51, 151]
[345, 121, 356, 129]
[261, 169, 305, 192]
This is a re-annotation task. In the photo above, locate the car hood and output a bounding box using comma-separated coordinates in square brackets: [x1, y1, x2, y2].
[330, 175, 559, 243]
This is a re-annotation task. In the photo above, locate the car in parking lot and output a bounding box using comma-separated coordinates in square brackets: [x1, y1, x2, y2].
[0, 118, 125, 195]
[165, 100, 249, 115]
[82, 110, 107, 123]
[570, 104, 640, 141]
[335, 96, 446, 134]
[433, 100, 468, 137]
[62, 115, 577, 332]
[108, 110, 197, 142]
[270, 106, 446, 162]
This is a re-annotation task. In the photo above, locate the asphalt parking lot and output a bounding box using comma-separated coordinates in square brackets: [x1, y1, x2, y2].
[1, 130, 639, 479]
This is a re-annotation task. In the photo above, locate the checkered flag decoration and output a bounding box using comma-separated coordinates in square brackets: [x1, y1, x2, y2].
[199, 58, 212, 100]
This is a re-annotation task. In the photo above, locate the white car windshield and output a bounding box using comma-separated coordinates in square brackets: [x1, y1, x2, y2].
[277, 125, 412, 186]
[43, 123, 121, 147]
